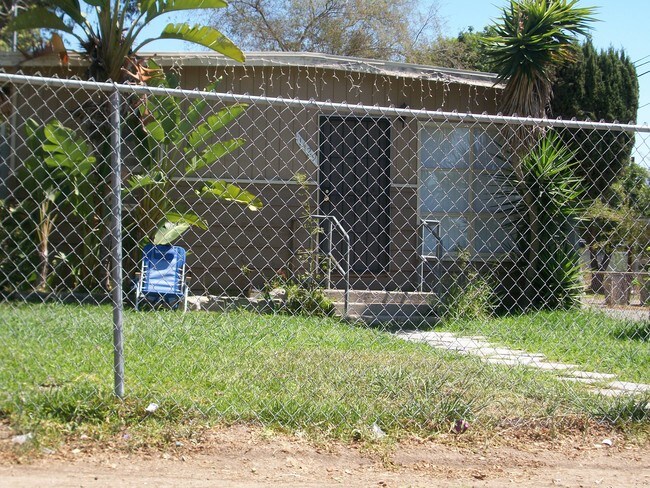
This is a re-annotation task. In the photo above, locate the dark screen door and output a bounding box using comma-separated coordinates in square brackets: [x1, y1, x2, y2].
[319, 116, 391, 273]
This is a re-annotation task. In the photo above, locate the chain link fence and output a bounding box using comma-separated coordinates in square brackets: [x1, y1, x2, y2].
[1, 70, 649, 436]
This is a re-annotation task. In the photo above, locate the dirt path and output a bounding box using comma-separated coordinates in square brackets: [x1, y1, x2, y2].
[1, 424, 649, 487]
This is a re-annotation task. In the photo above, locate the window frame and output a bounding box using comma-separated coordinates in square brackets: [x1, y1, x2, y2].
[417, 122, 515, 262]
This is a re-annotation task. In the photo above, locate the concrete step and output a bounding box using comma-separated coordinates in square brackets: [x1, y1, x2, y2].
[333, 301, 434, 318]
[332, 302, 438, 327]
[324, 289, 436, 306]
[327, 289, 439, 325]
[345, 313, 440, 327]
[188, 290, 439, 326]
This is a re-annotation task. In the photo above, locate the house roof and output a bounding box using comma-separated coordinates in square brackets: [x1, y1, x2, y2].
[0, 51, 501, 89]
[152, 52, 501, 88]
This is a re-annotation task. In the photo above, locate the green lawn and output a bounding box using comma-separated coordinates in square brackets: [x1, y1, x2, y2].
[0, 303, 647, 442]
[439, 309, 650, 383]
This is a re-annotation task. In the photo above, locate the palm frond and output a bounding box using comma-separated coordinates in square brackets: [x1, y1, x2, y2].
[483, 0, 597, 117]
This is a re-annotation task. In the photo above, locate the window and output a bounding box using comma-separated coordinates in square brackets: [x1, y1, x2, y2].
[418, 123, 515, 259]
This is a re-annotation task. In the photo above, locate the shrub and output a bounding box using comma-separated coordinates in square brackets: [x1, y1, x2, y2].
[497, 132, 586, 311]
[0, 198, 37, 293]
[433, 272, 495, 323]
[431, 251, 495, 322]
[264, 272, 335, 317]
[439, 277, 495, 323]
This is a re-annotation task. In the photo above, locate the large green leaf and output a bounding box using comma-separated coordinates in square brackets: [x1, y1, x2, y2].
[40, 121, 95, 175]
[152, 210, 209, 244]
[179, 80, 219, 134]
[42, 122, 90, 165]
[186, 104, 247, 150]
[143, 0, 228, 23]
[44, 153, 94, 175]
[126, 171, 167, 192]
[55, 0, 85, 26]
[153, 221, 191, 245]
[142, 118, 166, 143]
[24, 118, 46, 153]
[150, 95, 182, 143]
[198, 180, 262, 211]
[9, 8, 74, 33]
[185, 138, 246, 175]
[165, 211, 208, 230]
[138, 72, 184, 144]
[159, 24, 245, 62]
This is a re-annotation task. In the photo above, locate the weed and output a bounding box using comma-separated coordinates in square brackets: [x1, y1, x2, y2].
[431, 249, 495, 322]
[264, 272, 335, 317]
[261, 172, 335, 317]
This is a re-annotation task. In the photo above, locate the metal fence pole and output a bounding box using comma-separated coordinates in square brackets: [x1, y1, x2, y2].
[109, 88, 124, 399]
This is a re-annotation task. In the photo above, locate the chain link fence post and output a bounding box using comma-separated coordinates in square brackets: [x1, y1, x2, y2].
[109, 88, 124, 399]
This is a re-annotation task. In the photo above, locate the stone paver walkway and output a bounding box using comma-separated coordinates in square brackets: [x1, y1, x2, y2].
[396, 330, 650, 397]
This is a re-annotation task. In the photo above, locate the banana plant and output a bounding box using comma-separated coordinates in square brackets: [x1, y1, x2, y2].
[126, 62, 261, 245]
[19, 118, 95, 292]
[9, 0, 244, 82]
[9, 2, 248, 291]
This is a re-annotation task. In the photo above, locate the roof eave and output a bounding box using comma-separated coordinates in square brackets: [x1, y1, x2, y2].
[0, 50, 502, 88]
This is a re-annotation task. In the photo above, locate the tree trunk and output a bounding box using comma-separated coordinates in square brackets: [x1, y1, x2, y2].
[36, 200, 54, 293]
[37, 241, 49, 293]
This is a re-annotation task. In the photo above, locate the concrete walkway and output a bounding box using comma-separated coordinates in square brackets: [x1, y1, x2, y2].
[396, 330, 650, 397]
[584, 300, 650, 322]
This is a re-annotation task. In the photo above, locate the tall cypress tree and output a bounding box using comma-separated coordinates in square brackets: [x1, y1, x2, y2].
[551, 40, 639, 201]
[551, 40, 639, 292]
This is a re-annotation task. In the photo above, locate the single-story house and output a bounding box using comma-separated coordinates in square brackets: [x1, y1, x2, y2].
[0, 51, 514, 294]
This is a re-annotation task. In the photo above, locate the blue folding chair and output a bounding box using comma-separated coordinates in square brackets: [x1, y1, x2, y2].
[135, 244, 189, 312]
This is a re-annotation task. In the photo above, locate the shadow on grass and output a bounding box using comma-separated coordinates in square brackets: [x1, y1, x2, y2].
[587, 394, 650, 424]
[611, 320, 650, 342]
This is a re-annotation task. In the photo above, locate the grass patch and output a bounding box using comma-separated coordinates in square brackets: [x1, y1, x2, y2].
[439, 309, 650, 383]
[0, 303, 648, 445]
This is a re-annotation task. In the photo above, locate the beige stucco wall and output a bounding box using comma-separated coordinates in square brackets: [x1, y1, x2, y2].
[167, 64, 500, 291]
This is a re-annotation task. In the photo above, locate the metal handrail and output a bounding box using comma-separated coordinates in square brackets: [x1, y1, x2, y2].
[419, 219, 442, 294]
[312, 214, 350, 317]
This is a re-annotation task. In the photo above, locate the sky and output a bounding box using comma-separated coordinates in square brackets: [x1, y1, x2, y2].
[437, 0, 649, 126]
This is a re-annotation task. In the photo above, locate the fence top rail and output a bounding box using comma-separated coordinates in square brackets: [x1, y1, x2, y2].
[1, 71, 648, 133]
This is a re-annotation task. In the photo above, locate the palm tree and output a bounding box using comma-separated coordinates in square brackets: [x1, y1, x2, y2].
[483, 0, 595, 118]
[9, 0, 244, 82]
[482, 0, 595, 311]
